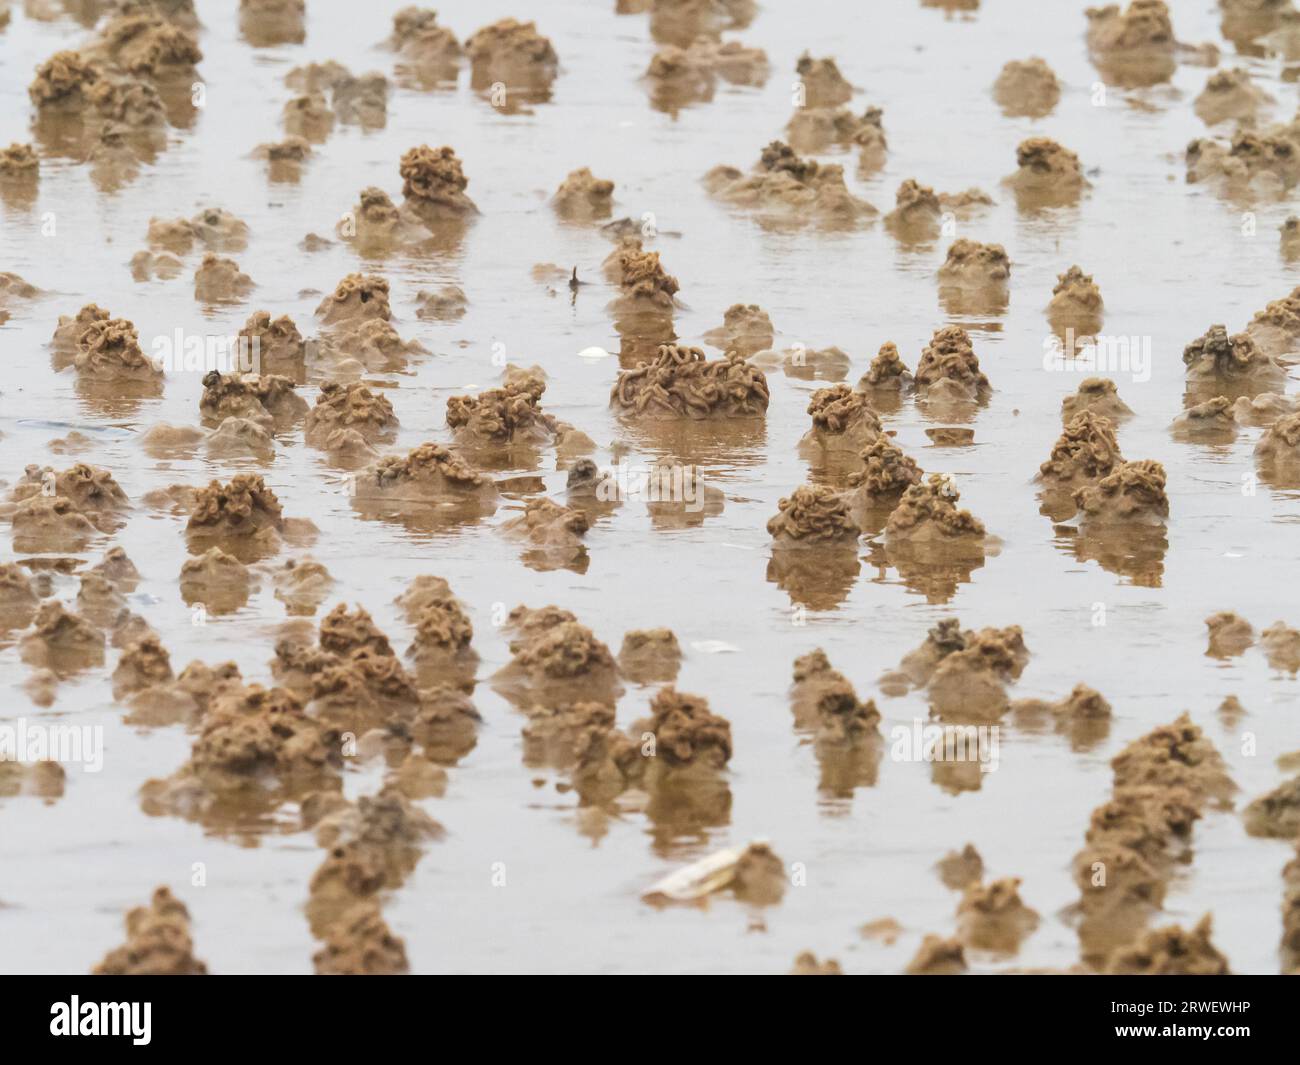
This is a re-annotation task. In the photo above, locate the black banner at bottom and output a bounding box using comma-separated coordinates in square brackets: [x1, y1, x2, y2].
[0, 975, 1281, 1050]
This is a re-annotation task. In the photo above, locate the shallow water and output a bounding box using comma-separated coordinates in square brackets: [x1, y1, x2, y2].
[1, 0, 1298, 974]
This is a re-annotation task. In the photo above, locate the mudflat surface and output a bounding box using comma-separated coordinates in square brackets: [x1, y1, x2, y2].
[0, 0, 1297, 974]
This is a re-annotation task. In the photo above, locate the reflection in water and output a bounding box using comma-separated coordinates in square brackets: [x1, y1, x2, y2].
[1058, 523, 1168, 588]
[767, 543, 860, 610]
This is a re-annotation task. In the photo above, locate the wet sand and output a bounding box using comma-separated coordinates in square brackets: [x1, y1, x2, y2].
[0, 0, 1298, 974]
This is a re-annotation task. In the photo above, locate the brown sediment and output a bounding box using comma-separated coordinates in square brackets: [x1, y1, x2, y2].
[905, 934, 967, 975]
[992, 58, 1060, 117]
[1106, 915, 1230, 974]
[51, 304, 112, 360]
[800, 384, 881, 452]
[937, 844, 984, 890]
[789, 650, 882, 797]
[352, 443, 497, 513]
[0, 563, 39, 630]
[1003, 137, 1088, 207]
[1283, 216, 1300, 261]
[72, 318, 163, 383]
[142, 680, 343, 826]
[1247, 283, 1300, 356]
[465, 18, 558, 100]
[112, 634, 174, 700]
[179, 547, 253, 614]
[884, 477, 991, 605]
[200, 370, 307, 429]
[796, 52, 853, 108]
[1261, 622, 1300, 672]
[886, 475, 986, 547]
[255, 135, 311, 181]
[925, 624, 1029, 723]
[522, 701, 615, 771]
[1086, 0, 1177, 87]
[502, 498, 590, 571]
[0, 757, 64, 798]
[1254, 412, 1300, 485]
[92, 887, 207, 975]
[957, 877, 1040, 954]
[0, 273, 40, 310]
[391, 7, 462, 78]
[1285, 839, 1300, 974]
[611, 344, 769, 419]
[185, 474, 286, 560]
[790, 952, 842, 975]
[786, 104, 885, 164]
[1037, 411, 1123, 490]
[1062, 377, 1133, 424]
[283, 92, 334, 142]
[644, 44, 717, 112]
[86, 75, 166, 131]
[303, 784, 441, 941]
[493, 607, 623, 710]
[445, 370, 577, 452]
[1195, 67, 1272, 126]
[29, 51, 104, 110]
[147, 216, 196, 254]
[644, 37, 766, 112]
[611, 248, 681, 319]
[11, 496, 98, 553]
[237, 312, 308, 378]
[332, 73, 388, 130]
[414, 285, 467, 321]
[304, 383, 398, 447]
[1186, 130, 1300, 199]
[75, 572, 126, 628]
[618, 629, 682, 684]
[936, 242, 1010, 317]
[1047, 265, 1104, 337]
[789, 649, 879, 739]
[0, 142, 39, 179]
[405, 594, 478, 690]
[398, 144, 477, 222]
[1070, 712, 1232, 968]
[131, 250, 184, 282]
[324, 318, 428, 372]
[274, 558, 333, 617]
[190, 207, 249, 252]
[748, 344, 851, 382]
[1243, 775, 1300, 838]
[312, 903, 408, 975]
[767, 484, 859, 545]
[1012, 684, 1113, 750]
[240, 0, 306, 47]
[194, 253, 253, 303]
[316, 273, 393, 329]
[1171, 396, 1237, 441]
[19, 601, 106, 676]
[857, 341, 914, 395]
[883, 179, 986, 243]
[12, 462, 130, 530]
[702, 303, 773, 356]
[703, 140, 877, 228]
[926, 428, 975, 447]
[138, 424, 202, 459]
[626, 681, 733, 775]
[1072, 460, 1168, 526]
[847, 436, 924, 512]
[393, 575, 454, 624]
[552, 168, 614, 221]
[1183, 324, 1285, 401]
[287, 63, 349, 95]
